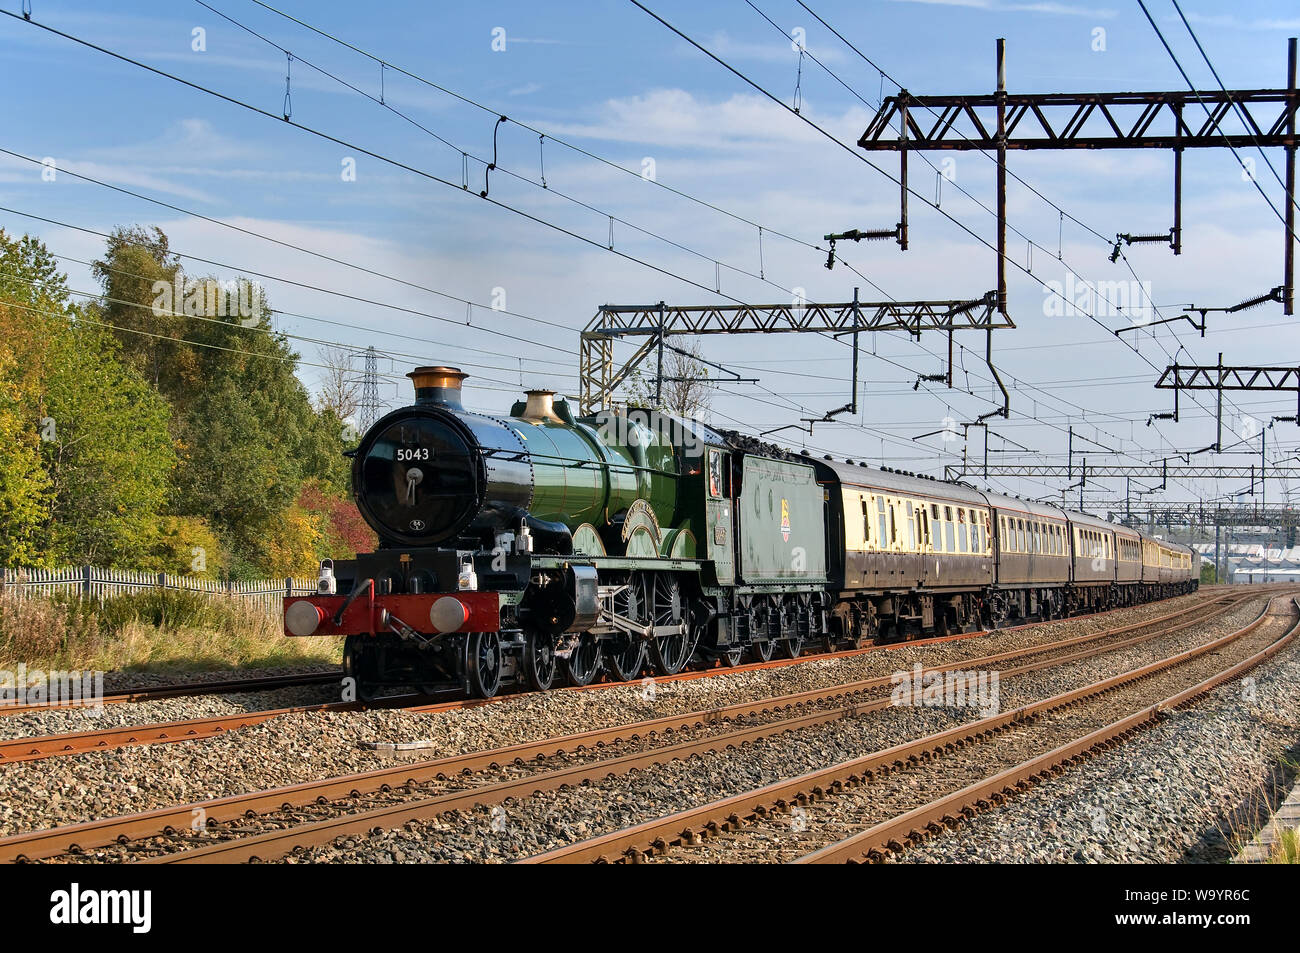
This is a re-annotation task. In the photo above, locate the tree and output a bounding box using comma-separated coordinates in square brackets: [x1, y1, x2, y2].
[298, 479, 376, 558]
[90, 225, 187, 396]
[315, 345, 361, 422]
[0, 342, 51, 567]
[0, 229, 175, 567]
[1, 224, 363, 577]
[147, 516, 224, 577]
[40, 319, 175, 565]
[0, 231, 58, 565]
[624, 339, 713, 419]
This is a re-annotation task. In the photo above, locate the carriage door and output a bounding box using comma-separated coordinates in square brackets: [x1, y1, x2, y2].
[706, 447, 735, 585]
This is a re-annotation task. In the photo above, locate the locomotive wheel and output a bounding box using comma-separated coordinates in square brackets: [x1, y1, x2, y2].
[563, 632, 602, 687]
[603, 635, 647, 682]
[465, 632, 503, 699]
[746, 601, 776, 662]
[776, 604, 803, 659]
[522, 629, 557, 692]
[342, 635, 377, 704]
[604, 577, 647, 682]
[719, 646, 744, 667]
[645, 574, 692, 676]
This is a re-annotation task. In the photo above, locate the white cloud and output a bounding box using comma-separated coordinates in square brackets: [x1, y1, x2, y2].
[538, 88, 869, 149]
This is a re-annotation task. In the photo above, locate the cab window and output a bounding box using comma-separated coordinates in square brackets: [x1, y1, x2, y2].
[707, 449, 725, 498]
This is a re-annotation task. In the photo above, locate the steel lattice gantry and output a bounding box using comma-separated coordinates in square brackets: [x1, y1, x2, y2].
[859, 88, 1298, 152]
[1152, 356, 1300, 443]
[1103, 504, 1300, 528]
[857, 39, 1299, 313]
[578, 292, 1005, 415]
[944, 464, 1300, 480]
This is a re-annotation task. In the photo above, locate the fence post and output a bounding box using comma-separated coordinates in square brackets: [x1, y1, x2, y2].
[285, 577, 292, 599]
[82, 565, 92, 601]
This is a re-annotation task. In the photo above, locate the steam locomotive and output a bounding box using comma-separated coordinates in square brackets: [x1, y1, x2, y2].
[283, 365, 1197, 699]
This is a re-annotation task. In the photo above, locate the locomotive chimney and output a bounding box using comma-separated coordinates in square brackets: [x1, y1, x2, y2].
[519, 389, 562, 423]
[408, 365, 468, 410]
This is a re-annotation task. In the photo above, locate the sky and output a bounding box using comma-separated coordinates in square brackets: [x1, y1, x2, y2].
[2, 0, 1299, 517]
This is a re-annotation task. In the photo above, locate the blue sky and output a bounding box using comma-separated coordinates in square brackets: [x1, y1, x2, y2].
[3, 0, 1299, 513]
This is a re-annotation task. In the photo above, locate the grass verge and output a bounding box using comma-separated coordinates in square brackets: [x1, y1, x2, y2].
[0, 589, 340, 674]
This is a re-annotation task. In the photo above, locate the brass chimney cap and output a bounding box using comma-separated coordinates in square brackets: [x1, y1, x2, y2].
[408, 366, 468, 390]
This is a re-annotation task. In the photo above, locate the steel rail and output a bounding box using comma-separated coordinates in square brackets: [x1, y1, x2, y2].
[4, 592, 1232, 765]
[797, 598, 1300, 863]
[140, 596, 1264, 864]
[0, 702, 350, 764]
[520, 600, 1285, 863]
[0, 591, 1248, 860]
[0, 670, 343, 717]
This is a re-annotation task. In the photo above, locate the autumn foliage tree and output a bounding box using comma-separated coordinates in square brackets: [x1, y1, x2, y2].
[0, 225, 366, 578]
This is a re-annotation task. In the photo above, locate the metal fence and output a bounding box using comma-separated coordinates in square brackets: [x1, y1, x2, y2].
[0, 567, 317, 614]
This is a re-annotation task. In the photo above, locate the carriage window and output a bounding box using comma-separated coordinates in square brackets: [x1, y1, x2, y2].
[957, 511, 968, 553]
[877, 498, 889, 546]
[944, 510, 955, 552]
[861, 498, 870, 545]
[905, 502, 917, 550]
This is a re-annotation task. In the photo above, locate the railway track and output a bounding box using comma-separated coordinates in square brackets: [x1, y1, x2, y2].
[0, 669, 344, 717]
[0, 588, 1268, 863]
[0, 590, 1242, 765]
[8, 587, 1261, 724]
[518, 596, 1300, 864]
